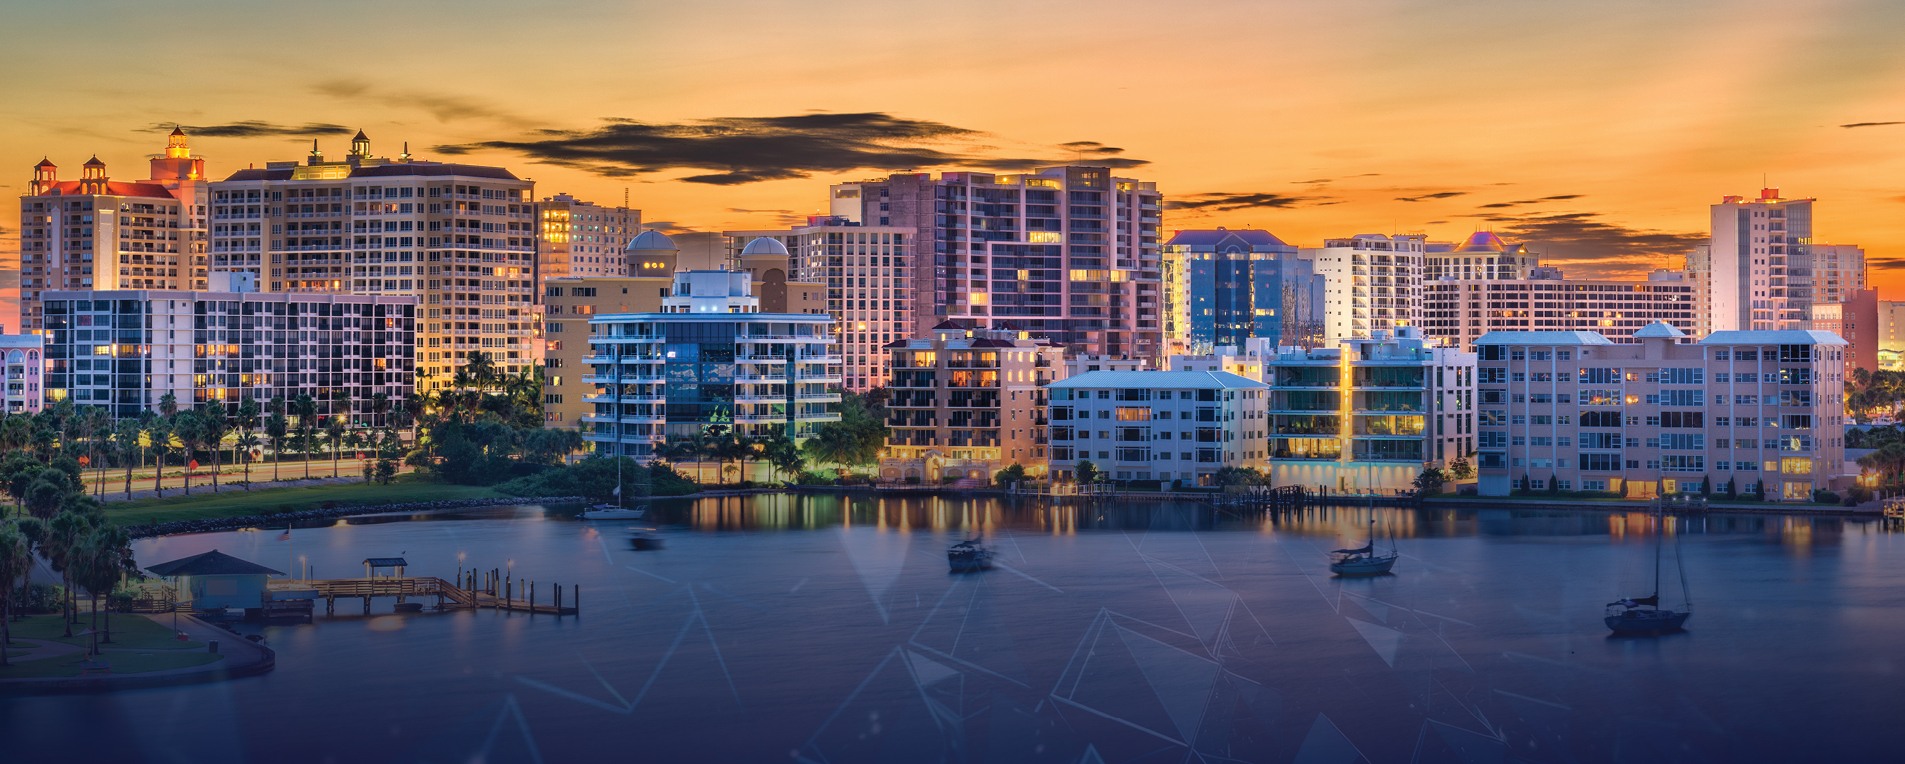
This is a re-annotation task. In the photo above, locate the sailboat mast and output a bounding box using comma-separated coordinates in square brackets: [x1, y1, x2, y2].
[1652, 512, 1663, 601]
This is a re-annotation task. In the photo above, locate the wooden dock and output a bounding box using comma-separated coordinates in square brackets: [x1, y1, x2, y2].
[270, 575, 578, 616]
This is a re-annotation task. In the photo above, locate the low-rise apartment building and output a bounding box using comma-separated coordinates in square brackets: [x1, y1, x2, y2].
[1475, 322, 1848, 500]
[1263, 328, 1476, 492]
[880, 323, 1065, 482]
[580, 271, 841, 468]
[1046, 370, 1268, 486]
[39, 288, 415, 419]
[0, 335, 44, 414]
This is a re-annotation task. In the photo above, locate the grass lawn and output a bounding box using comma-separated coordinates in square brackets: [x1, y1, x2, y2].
[8, 614, 203, 650]
[108, 475, 504, 527]
[0, 650, 223, 679]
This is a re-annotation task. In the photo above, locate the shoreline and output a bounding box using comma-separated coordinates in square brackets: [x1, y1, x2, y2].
[0, 615, 274, 695]
[124, 496, 588, 538]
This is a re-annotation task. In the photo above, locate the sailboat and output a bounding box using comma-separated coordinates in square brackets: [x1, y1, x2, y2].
[1605, 509, 1691, 633]
[580, 456, 648, 520]
[1329, 517, 1398, 576]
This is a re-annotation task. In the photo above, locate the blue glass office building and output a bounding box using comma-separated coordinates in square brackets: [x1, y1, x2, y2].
[1165, 229, 1323, 349]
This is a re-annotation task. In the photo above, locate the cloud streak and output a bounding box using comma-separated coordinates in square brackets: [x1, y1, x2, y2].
[1396, 191, 1467, 202]
[149, 121, 354, 138]
[313, 79, 533, 126]
[1841, 121, 1905, 128]
[435, 113, 1146, 185]
[1476, 211, 1706, 277]
[1167, 191, 1330, 211]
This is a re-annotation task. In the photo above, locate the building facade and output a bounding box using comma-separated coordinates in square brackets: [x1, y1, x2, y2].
[1422, 271, 1698, 351]
[726, 219, 916, 391]
[1811, 244, 1866, 307]
[1811, 288, 1878, 378]
[537, 193, 638, 279]
[1301, 234, 1424, 341]
[831, 166, 1164, 358]
[19, 128, 211, 332]
[39, 289, 415, 419]
[1262, 328, 1476, 492]
[581, 272, 841, 464]
[0, 335, 44, 414]
[1423, 231, 1541, 282]
[1046, 370, 1269, 485]
[207, 134, 538, 390]
[1475, 322, 1848, 500]
[1708, 188, 1822, 332]
[1162, 228, 1322, 351]
[880, 323, 1065, 482]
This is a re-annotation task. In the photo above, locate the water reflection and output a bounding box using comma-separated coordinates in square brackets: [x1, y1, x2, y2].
[0, 495, 1895, 764]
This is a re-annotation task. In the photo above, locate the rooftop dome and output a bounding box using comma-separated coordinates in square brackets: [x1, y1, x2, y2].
[1453, 231, 1508, 253]
[1632, 321, 1687, 339]
[626, 229, 678, 252]
[740, 237, 789, 257]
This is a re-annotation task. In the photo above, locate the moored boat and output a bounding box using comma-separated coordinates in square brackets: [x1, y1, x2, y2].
[948, 539, 993, 572]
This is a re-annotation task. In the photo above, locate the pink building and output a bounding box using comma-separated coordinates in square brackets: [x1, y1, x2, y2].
[1477, 322, 1849, 501]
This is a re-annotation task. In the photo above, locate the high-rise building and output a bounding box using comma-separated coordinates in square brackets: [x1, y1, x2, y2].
[580, 270, 841, 468]
[536, 193, 638, 279]
[38, 288, 414, 418]
[1811, 288, 1877, 378]
[830, 166, 1164, 358]
[1684, 244, 1714, 336]
[1423, 231, 1541, 282]
[1811, 244, 1866, 305]
[1474, 322, 1848, 500]
[1422, 269, 1696, 350]
[1301, 234, 1425, 340]
[208, 134, 538, 389]
[1707, 188, 1822, 332]
[728, 218, 915, 391]
[18, 128, 211, 332]
[880, 323, 1065, 483]
[1162, 228, 1322, 351]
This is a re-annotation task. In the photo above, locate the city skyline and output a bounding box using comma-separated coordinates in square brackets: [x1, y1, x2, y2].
[7, 0, 1905, 294]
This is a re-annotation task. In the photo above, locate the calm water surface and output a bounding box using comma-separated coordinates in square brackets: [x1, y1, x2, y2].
[6, 495, 1903, 764]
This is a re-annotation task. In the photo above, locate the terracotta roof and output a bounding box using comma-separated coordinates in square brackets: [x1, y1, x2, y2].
[932, 320, 966, 330]
[169, 126, 186, 137]
[35, 157, 55, 168]
[353, 129, 369, 141]
[219, 162, 522, 183]
[83, 155, 105, 167]
[146, 549, 284, 577]
[29, 180, 178, 199]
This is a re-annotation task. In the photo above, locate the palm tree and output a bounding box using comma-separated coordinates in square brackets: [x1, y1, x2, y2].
[293, 394, 318, 480]
[45, 511, 91, 637]
[158, 391, 179, 418]
[325, 416, 347, 478]
[235, 396, 261, 489]
[147, 417, 172, 497]
[75, 525, 135, 653]
[200, 405, 231, 491]
[0, 521, 29, 667]
[177, 411, 209, 496]
[265, 412, 288, 483]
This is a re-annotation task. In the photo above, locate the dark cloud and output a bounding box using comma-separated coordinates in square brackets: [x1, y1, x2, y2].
[313, 79, 531, 126]
[1396, 191, 1468, 202]
[1478, 202, 1515, 208]
[1867, 256, 1905, 270]
[641, 221, 697, 235]
[435, 114, 1146, 185]
[1476, 194, 1585, 209]
[149, 121, 353, 138]
[1841, 121, 1905, 128]
[1475, 211, 1707, 276]
[1538, 194, 1583, 200]
[1166, 192, 1328, 212]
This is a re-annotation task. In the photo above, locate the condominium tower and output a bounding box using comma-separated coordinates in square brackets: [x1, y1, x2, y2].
[1162, 228, 1323, 351]
[728, 218, 915, 391]
[537, 193, 639, 279]
[1300, 234, 1424, 341]
[207, 133, 538, 389]
[1422, 269, 1696, 351]
[18, 128, 211, 332]
[830, 166, 1164, 358]
[1708, 188, 1818, 332]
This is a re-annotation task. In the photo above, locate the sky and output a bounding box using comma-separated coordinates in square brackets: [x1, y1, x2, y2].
[6, 0, 1905, 293]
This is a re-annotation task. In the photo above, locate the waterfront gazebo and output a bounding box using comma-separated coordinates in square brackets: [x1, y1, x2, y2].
[146, 550, 285, 610]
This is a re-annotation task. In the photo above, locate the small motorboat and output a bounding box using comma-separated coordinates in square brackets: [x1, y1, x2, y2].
[948, 539, 993, 572]
[1329, 518, 1398, 576]
[580, 504, 646, 520]
[630, 530, 665, 551]
[393, 602, 424, 613]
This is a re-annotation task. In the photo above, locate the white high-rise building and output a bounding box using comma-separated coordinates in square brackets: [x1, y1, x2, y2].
[1301, 234, 1424, 341]
[1708, 188, 1817, 332]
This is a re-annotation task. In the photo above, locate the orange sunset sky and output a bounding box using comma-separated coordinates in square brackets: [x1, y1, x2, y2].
[5, 0, 1905, 295]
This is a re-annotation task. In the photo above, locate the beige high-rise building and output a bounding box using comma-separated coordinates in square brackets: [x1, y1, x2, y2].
[1301, 234, 1425, 340]
[1423, 231, 1541, 282]
[1811, 244, 1865, 306]
[208, 133, 539, 389]
[537, 193, 639, 279]
[727, 218, 915, 391]
[18, 128, 211, 332]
